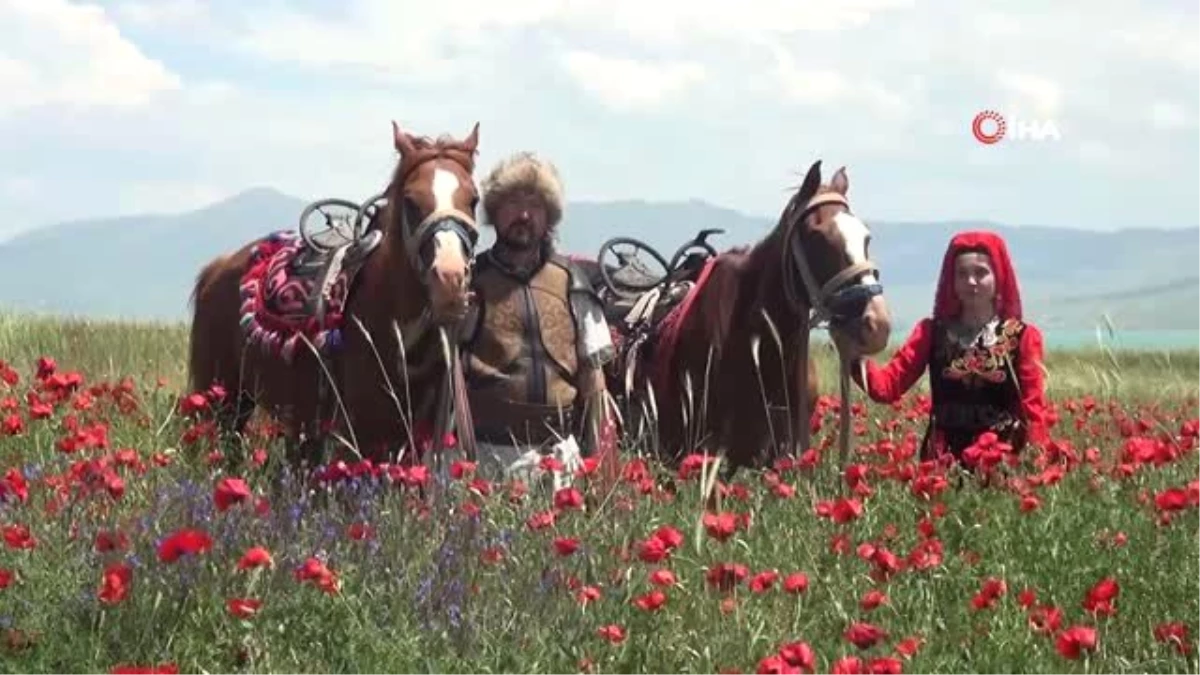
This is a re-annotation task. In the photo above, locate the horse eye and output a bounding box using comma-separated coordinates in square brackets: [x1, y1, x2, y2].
[403, 197, 423, 224]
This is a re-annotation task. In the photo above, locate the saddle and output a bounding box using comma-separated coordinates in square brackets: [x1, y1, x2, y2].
[598, 253, 714, 393]
[287, 224, 383, 311]
[239, 201, 384, 363]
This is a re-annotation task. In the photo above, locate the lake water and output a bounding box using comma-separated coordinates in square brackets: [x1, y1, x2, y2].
[813, 327, 1198, 352]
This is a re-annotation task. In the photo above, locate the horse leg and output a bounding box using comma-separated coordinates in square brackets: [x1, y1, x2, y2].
[189, 252, 258, 444]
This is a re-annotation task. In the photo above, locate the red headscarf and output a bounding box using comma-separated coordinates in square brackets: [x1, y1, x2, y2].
[932, 230, 1023, 320]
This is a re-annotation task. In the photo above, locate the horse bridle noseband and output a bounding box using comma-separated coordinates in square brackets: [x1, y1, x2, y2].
[782, 191, 883, 328]
[353, 156, 480, 285]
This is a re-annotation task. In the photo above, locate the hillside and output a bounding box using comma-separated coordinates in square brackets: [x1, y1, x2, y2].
[0, 187, 1196, 331]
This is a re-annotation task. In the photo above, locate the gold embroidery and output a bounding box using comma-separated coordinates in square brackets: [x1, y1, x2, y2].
[941, 319, 1023, 387]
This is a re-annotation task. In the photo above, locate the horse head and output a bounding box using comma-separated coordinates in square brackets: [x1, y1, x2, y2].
[378, 120, 482, 323]
[780, 160, 891, 361]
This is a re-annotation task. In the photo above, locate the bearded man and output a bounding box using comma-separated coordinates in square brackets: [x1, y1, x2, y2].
[459, 151, 618, 487]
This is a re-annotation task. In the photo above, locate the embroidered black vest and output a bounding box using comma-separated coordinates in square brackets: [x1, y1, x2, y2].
[923, 317, 1028, 458]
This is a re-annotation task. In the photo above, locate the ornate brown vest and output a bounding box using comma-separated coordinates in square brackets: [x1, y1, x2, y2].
[463, 250, 585, 444]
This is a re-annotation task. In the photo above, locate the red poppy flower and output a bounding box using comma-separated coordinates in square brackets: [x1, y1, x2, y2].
[553, 487, 584, 511]
[649, 568, 677, 587]
[637, 537, 670, 563]
[1153, 621, 1191, 655]
[778, 641, 815, 672]
[706, 563, 749, 592]
[576, 585, 602, 606]
[109, 663, 179, 674]
[597, 624, 626, 644]
[0, 568, 13, 589]
[157, 529, 212, 563]
[867, 657, 902, 674]
[749, 570, 779, 594]
[860, 589, 888, 611]
[1028, 605, 1063, 635]
[237, 546, 273, 571]
[214, 477, 252, 512]
[552, 537, 580, 557]
[756, 654, 801, 674]
[3, 524, 36, 550]
[704, 512, 738, 542]
[98, 563, 132, 605]
[227, 597, 263, 619]
[783, 573, 809, 594]
[971, 577, 1007, 611]
[526, 510, 556, 531]
[633, 589, 667, 612]
[1081, 576, 1119, 617]
[830, 656, 864, 674]
[1055, 625, 1097, 659]
[844, 622, 887, 649]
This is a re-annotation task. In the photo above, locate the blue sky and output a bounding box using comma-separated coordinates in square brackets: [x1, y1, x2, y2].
[0, 0, 1196, 241]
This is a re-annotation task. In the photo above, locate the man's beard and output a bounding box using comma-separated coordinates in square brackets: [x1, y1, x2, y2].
[498, 219, 537, 249]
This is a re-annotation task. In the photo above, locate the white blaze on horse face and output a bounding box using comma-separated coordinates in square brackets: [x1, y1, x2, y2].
[833, 212, 876, 285]
[431, 167, 460, 213]
[429, 167, 468, 274]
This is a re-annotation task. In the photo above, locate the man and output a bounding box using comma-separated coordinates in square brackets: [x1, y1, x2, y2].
[459, 151, 618, 488]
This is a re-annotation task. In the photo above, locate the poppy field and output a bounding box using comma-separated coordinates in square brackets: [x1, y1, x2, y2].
[0, 314, 1197, 674]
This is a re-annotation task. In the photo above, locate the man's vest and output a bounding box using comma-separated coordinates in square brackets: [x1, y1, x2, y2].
[461, 250, 603, 445]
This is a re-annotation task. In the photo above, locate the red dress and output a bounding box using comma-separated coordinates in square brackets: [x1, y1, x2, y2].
[854, 230, 1050, 461]
[858, 316, 1050, 460]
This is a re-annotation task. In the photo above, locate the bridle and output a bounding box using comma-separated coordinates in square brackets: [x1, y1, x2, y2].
[353, 153, 480, 285]
[779, 189, 885, 480]
[781, 191, 884, 328]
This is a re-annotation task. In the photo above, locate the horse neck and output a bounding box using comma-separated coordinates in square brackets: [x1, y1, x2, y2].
[361, 212, 425, 326]
[743, 227, 810, 341]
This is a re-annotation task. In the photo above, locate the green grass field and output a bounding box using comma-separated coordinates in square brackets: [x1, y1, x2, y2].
[0, 312, 1196, 674]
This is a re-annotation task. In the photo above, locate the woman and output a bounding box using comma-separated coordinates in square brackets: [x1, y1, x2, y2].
[850, 230, 1050, 462]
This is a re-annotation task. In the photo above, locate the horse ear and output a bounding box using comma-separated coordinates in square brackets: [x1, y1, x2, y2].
[463, 122, 480, 154]
[830, 166, 849, 195]
[392, 120, 415, 156]
[799, 160, 822, 199]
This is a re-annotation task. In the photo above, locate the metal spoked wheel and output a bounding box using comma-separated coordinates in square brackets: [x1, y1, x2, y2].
[299, 198, 367, 251]
[667, 228, 724, 271]
[597, 236, 672, 298]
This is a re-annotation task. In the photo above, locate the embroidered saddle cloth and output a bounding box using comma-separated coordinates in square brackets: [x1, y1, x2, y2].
[238, 229, 382, 363]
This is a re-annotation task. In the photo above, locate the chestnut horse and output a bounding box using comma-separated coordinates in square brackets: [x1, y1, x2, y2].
[640, 160, 891, 475]
[188, 121, 482, 467]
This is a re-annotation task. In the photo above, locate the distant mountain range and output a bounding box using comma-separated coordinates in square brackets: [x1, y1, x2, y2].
[0, 187, 1196, 332]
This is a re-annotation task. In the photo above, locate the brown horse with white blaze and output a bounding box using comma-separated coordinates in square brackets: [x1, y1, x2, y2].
[187, 121, 482, 466]
[644, 160, 891, 474]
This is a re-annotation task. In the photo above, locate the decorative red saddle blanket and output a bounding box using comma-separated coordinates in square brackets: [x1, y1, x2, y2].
[648, 256, 719, 397]
[238, 230, 355, 363]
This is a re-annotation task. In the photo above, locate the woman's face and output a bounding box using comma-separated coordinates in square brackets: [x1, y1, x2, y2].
[953, 252, 996, 312]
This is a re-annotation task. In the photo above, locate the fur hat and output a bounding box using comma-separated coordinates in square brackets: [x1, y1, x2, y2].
[480, 151, 564, 228]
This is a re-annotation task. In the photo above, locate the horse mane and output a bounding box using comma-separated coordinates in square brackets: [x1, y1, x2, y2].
[376, 134, 479, 237]
[701, 180, 821, 347]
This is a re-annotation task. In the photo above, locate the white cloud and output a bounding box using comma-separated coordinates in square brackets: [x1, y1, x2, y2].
[234, 0, 562, 83]
[1077, 140, 1115, 165]
[0, 0, 181, 116]
[1, 176, 37, 200]
[1112, 22, 1200, 71]
[113, 0, 209, 29]
[993, 70, 1064, 118]
[0, 0, 1196, 236]
[583, 0, 915, 45]
[767, 42, 913, 118]
[1149, 101, 1195, 130]
[231, 0, 915, 83]
[560, 51, 706, 112]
